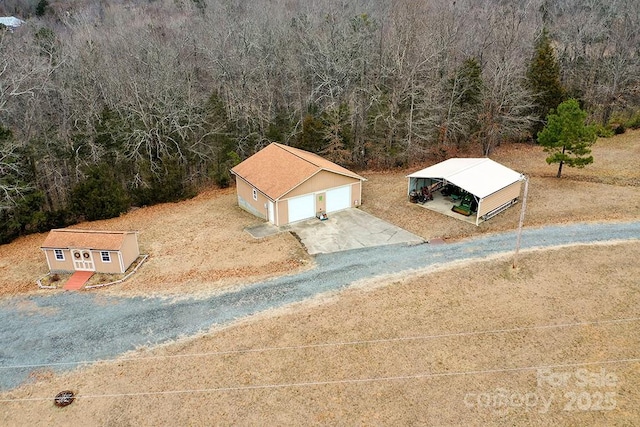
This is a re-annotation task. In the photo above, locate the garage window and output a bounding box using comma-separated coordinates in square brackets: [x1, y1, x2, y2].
[252, 188, 258, 201]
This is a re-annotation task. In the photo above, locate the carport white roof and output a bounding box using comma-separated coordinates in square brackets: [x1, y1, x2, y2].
[407, 158, 523, 198]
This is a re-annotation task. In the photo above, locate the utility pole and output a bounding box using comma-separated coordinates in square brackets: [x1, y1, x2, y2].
[513, 176, 529, 269]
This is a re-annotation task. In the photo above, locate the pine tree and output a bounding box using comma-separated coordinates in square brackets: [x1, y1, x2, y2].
[527, 29, 565, 139]
[537, 99, 596, 178]
[35, 0, 49, 17]
[439, 58, 484, 149]
[455, 58, 483, 107]
[70, 165, 130, 221]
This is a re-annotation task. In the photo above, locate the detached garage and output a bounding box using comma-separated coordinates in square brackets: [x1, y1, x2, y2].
[407, 158, 524, 225]
[230, 143, 366, 226]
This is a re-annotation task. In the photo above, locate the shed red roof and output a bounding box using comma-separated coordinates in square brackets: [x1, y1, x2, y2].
[230, 143, 365, 200]
[41, 229, 136, 251]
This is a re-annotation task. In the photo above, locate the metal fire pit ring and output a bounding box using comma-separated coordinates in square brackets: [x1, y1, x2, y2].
[54, 390, 75, 407]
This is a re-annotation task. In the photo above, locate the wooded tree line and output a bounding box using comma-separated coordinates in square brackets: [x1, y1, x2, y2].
[1, 0, 639, 243]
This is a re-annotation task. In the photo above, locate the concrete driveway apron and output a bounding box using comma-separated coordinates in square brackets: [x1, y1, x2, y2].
[285, 208, 425, 255]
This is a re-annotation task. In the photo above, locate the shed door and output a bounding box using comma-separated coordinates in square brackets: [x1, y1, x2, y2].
[287, 194, 315, 223]
[72, 249, 95, 271]
[326, 185, 351, 213]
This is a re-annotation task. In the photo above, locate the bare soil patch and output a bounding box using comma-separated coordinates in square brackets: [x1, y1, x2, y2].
[2, 242, 638, 426]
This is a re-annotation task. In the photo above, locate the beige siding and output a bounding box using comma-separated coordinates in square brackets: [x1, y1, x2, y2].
[44, 237, 139, 274]
[46, 249, 127, 274]
[351, 181, 363, 206]
[280, 179, 363, 225]
[478, 181, 522, 217]
[283, 171, 360, 199]
[45, 249, 75, 273]
[236, 171, 364, 226]
[235, 176, 270, 221]
[273, 201, 289, 226]
[92, 251, 122, 274]
[275, 200, 288, 226]
[120, 233, 140, 272]
[316, 192, 326, 213]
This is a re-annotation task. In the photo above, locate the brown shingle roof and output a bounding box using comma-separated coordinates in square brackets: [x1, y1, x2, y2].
[41, 229, 136, 251]
[230, 143, 365, 200]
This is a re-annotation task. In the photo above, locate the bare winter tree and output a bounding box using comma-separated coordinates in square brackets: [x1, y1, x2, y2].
[0, 26, 56, 123]
[0, 135, 32, 210]
[1, 0, 639, 241]
[366, 0, 449, 165]
[471, 0, 538, 155]
[548, 0, 640, 124]
[0, 21, 63, 209]
[63, 4, 217, 180]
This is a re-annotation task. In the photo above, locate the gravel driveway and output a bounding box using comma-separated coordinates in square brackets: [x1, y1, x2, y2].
[1, 221, 639, 390]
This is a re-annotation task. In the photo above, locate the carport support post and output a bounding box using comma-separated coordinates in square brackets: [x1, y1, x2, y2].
[512, 176, 529, 268]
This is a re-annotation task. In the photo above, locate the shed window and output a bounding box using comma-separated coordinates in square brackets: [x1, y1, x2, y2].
[100, 251, 111, 262]
[252, 188, 258, 201]
[54, 249, 64, 261]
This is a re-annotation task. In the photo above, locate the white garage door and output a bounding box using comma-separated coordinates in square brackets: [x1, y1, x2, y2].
[287, 194, 315, 223]
[326, 185, 351, 213]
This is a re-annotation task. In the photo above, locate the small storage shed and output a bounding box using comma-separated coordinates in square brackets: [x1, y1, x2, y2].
[41, 229, 140, 274]
[407, 158, 524, 225]
[230, 143, 366, 226]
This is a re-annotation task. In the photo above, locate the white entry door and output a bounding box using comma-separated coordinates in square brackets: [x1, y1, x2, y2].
[326, 185, 351, 213]
[287, 194, 315, 223]
[72, 249, 95, 271]
[268, 200, 275, 223]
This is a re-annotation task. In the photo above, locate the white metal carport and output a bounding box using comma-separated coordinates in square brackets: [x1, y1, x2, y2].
[407, 158, 524, 225]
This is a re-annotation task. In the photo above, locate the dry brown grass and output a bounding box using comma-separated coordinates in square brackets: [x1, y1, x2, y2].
[2, 242, 638, 426]
[0, 131, 639, 425]
[361, 130, 640, 241]
[1, 131, 639, 297]
[0, 188, 310, 298]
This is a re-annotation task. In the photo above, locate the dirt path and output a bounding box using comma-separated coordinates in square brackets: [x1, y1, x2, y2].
[1, 220, 638, 392]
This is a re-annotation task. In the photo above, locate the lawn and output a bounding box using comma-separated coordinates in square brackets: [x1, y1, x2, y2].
[2, 242, 638, 425]
[0, 130, 638, 297]
[360, 130, 640, 241]
[0, 131, 638, 425]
